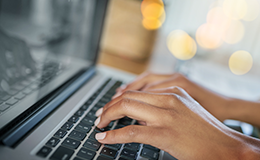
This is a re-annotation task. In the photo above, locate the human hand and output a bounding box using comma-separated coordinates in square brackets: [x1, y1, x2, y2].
[95, 87, 249, 160]
[114, 72, 230, 122]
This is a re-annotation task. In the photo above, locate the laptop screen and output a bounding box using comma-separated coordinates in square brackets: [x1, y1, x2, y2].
[0, 0, 99, 64]
[0, 0, 108, 130]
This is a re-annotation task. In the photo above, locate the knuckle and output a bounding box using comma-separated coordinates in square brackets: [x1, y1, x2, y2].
[125, 125, 139, 138]
[169, 86, 182, 94]
[119, 98, 131, 110]
[122, 90, 134, 97]
[165, 93, 180, 104]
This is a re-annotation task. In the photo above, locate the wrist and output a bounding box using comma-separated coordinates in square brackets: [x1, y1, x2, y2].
[223, 98, 248, 121]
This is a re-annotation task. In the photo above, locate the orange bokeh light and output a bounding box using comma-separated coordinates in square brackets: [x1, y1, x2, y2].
[141, 0, 165, 30]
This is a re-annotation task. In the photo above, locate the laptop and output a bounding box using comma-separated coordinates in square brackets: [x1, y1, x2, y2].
[0, 0, 177, 160]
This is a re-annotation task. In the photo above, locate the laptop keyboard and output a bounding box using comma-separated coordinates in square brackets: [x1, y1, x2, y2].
[0, 61, 64, 115]
[36, 79, 161, 160]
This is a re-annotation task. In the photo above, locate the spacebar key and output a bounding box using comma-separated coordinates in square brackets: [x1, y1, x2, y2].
[50, 146, 74, 160]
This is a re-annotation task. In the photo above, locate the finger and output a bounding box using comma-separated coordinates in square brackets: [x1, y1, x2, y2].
[146, 86, 185, 94]
[142, 73, 185, 91]
[95, 125, 162, 147]
[102, 90, 170, 114]
[96, 98, 162, 129]
[113, 73, 173, 98]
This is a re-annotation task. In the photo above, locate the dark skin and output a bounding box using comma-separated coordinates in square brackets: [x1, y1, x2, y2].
[94, 72, 260, 160]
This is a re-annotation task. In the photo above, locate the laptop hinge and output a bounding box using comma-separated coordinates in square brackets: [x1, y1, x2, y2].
[1, 66, 96, 147]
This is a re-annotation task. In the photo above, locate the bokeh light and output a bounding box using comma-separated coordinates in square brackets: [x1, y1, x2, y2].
[223, 0, 248, 20]
[196, 23, 223, 49]
[207, 7, 231, 33]
[242, 0, 260, 21]
[167, 30, 197, 60]
[229, 50, 253, 75]
[141, 0, 165, 30]
[142, 18, 162, 30]
[222, 20, 244, 44]
[141, 0, 164, 18]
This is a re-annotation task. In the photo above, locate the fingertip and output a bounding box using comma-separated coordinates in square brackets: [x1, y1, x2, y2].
[94, 117, 101, 126]
[95, 108, 103, 117]
[96, 132, 107, 141]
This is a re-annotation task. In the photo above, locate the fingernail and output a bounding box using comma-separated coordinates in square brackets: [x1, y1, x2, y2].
[120, 85, 126, 90]
[94, 117, 100, 126]
[96, 132, 106, 140]
[112, 92, 122, 99]
[95, 108, 103, 117]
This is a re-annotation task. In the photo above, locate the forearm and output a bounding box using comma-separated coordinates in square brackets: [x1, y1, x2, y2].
[232, 129, 260, 160]
[227, 98, 260, 127]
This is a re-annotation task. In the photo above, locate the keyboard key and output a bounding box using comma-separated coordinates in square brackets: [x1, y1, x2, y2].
[77, 148, 96, 160]
[105, 144, 122, 150]
[81, 104, 89, 111]
[75, 123, 92, 133]
[85, 100, 93, 106]
[83, 139, 101, 151]
[68, 130, 86, 141]
[141, 148, 159, 160]
[14, 92, 26, 100]
[95, 102, 106, 108]
[75, 110, 85, 117]
[61, 122, 74, 130]
[62, 138, 80, 149]
[68, 115, 79, 123]
[124, 143, 140, 151]
[100, 147, 118, 159]
[0, 104, 10, 111]
[46, 137, 60, 147]
[5, 98, 18, 105]
[120, 148, 137, 160]
[99, 97, 110, 103]
[143, 145, 160, 152]
[81, 116, 96, 126]
[54, 129, 67, 138]
[37, 146, 52, 158]
[50, 146, 74, 160]
[97, 156, 113, 160]
[89, 131, 98, 141]
[91, 105, 100, 112]
[86, 111, 96, 118]
[102, 94, 112, 99]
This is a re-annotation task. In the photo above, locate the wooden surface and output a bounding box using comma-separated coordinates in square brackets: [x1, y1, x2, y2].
[98, 52, 150, 75]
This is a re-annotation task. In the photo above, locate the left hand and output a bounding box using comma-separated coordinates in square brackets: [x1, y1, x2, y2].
[95, 87, 247, 160]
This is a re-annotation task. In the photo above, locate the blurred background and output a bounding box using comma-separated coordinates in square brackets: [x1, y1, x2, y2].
[100, 0, 260, 101]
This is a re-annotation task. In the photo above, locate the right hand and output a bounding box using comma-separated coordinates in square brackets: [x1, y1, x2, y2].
[96, 87, 254, 160]
[114, 72, 231, 122]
